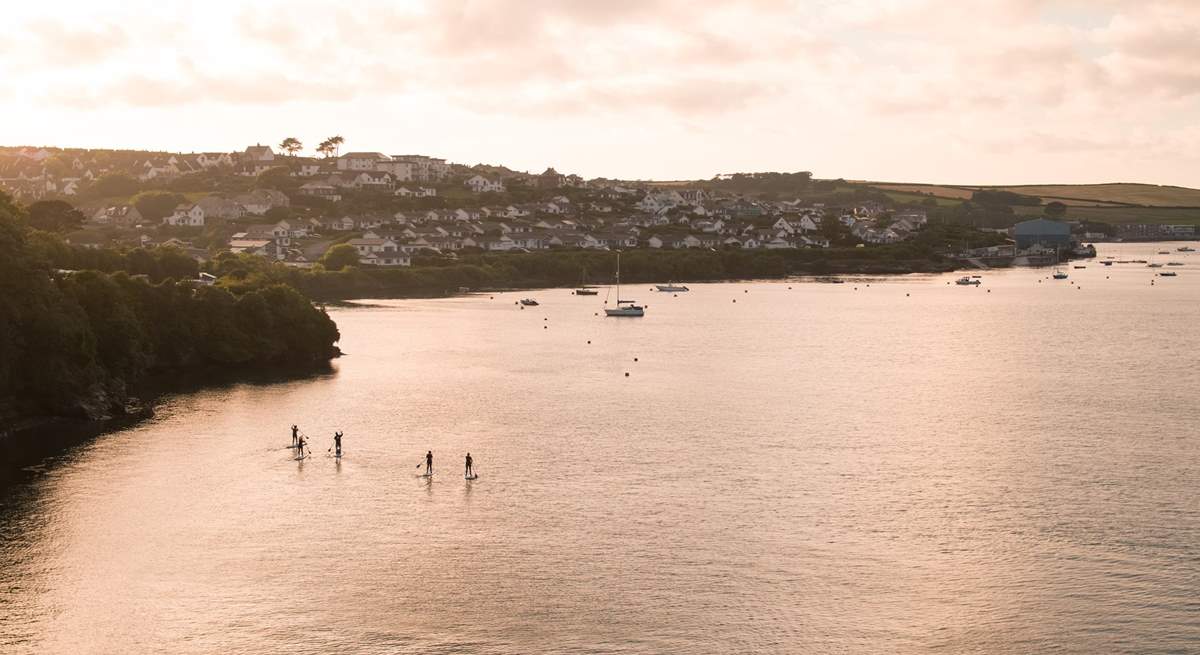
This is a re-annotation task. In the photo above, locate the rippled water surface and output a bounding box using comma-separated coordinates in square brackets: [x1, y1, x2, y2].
[2, 242, 1199, 654]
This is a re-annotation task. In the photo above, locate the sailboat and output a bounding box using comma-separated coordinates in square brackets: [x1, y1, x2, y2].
[574, 268, 598, 296]
[604, 252, 645, 317]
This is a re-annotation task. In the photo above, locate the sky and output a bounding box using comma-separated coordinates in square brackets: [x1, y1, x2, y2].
[3, 0, 1199, 186]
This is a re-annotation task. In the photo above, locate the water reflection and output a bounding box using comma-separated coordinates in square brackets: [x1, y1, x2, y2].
[1, 242, 1198, 654]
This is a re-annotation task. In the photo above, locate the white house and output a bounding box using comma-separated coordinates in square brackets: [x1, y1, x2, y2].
[347, 233, 411, 266]
[243, 144, 275, 162]
[163, 203, 206, 227]
[197, 152, 234, 168]
[465, 175, 505, 193]
[233, 189, 289, 215]
[352, 171, 394, 189]
[338, 152, 389, 171]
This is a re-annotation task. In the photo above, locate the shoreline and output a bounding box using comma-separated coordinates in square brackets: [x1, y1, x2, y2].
[0, 363, 336, 488]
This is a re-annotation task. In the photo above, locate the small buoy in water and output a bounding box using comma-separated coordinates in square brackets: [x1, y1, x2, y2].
[490, 296, 494, 300]
[732, 299, 737, 303]
[634, 357, 638, 362]
[788, 286, 792, 290]
[520, 305, 525, 309]
[744, 290, 748, 293]
[544, 317, 548, 321]
[987, 289, 991, 293]
[587, 340, 591, 344]
[594, 312, 598, 316]
[544, 325, 548, 329]
[624, 372, 629, 377]
[673, 294, 677, 297]
[906, 293, 910, 297]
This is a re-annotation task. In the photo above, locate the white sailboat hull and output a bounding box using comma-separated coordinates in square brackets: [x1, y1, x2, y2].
[605, 306, 644, 317]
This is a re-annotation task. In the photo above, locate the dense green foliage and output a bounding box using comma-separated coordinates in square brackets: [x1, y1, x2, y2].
[132, 190, 187, 222]
[203, 222, 1003, 301]
[26, 200, 85, 233]
[319, 243, 360, 271]
[0, 192, 340, 419]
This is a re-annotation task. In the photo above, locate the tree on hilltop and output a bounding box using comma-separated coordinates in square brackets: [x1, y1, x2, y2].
[326, 136, 344, 157]
[278, 137, 303, 157]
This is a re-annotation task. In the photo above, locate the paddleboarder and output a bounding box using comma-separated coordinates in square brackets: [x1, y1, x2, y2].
[424, 450, 433, 476]
[296, 434, 306, 459]
[465, 453, 474, 478]
[333, 431, 343, 457]
[291, 425, 299, 448]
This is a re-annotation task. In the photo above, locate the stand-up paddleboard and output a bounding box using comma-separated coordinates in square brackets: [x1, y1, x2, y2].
[416, 472, 434, 479]
[295, 454, 309, 461]
[465, 473, 479, 480]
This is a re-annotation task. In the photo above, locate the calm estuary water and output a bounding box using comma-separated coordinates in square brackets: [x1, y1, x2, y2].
[2, 242, 1198, 654]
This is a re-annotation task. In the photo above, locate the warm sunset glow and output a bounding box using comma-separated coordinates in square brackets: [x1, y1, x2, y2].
[3, 0, 1198, 184]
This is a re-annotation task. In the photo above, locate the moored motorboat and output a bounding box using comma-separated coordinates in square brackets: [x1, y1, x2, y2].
[1178, 246, 1196, 252]
[1158, 271, 1178, 277]
[1052, 269, 1069, 279]
[520, 298, 539, 306]
[656, 283, 690, 292]
[955, 276, 980, 286]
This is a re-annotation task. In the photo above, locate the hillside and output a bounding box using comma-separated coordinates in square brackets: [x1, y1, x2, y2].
[858, 182, 1200, 208]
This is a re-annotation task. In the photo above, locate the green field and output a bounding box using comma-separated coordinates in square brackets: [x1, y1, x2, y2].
[1013, 205, 1200, 225]
[860, 181, 1200, 208]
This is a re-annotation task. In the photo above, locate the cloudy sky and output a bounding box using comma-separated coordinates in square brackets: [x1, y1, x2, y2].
[3, 1, 1198, 185]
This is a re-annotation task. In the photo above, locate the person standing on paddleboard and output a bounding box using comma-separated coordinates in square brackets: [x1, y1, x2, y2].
[465, 453, 474, 478]
[425, 450, 433, 475]
[297, 434, 306, 458]
[334, 431, 343, 457]
[291, 425, 299, 448]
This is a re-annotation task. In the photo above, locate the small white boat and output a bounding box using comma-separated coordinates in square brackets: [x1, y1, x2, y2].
[1158, 271, 1178, 277]
[1167, 262, 1184, 266]
[1052, 269, 1069, 280]
[1178, 246, 1195, 252]
[605, 252, 645, 317]
[520, 298, 539, 306]
[955, 276, 980, 286]
[1147, 263, 1163, 268]
[656, 283, 690, 292]
[1158, 251, 1171, 255]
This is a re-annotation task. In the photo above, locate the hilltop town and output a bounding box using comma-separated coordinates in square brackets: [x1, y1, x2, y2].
[0, 142, 943, 270]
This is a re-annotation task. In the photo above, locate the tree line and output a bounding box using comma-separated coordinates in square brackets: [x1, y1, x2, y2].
[0, 192, 340, 421]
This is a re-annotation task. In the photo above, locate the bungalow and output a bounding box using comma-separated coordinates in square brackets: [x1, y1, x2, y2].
[647, 235, 666, 249]
[229, 238, 282, 259]
[465, 175, 505, 193]
[197, 152, 234, 168]
[92, 204, 143, 227]
[233, 189, 290, 215]
[300, 180, 342, 202]
[352, 171, 394, 189]
[324, 216, 357, 231]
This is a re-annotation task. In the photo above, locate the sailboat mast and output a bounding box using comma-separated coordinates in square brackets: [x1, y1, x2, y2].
[615, 252, 621, 301]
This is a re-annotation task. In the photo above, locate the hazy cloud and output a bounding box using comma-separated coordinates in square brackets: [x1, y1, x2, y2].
[4, 0, 1199, 184]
